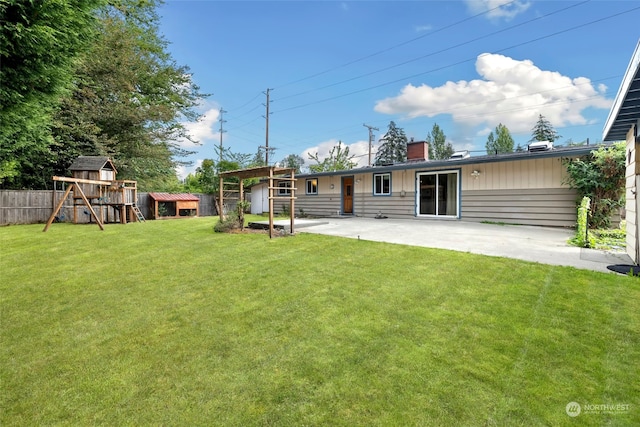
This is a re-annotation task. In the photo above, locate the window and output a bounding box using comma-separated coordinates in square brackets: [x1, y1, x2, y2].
[100, 169, 115, 181]
[373, 173, 391, 196]
[416, 170, 459, 217]
[278, 181, 291, 196]
[306, 178, 318, 195]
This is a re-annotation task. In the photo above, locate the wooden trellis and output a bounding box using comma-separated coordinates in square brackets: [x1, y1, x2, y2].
[219, 166, 296, 238]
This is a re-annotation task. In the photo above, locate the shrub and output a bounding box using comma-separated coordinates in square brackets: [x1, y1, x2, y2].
[563, 142, 625, 229]
[213, 211, 240, 233]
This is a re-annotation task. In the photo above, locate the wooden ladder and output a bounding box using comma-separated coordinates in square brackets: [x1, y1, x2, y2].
[132, 204, 145, 222]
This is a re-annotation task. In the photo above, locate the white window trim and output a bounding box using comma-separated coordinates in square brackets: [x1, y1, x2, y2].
[306, 178, 318, 195]
[373, 173, 391, 196]
[416, 169, 460, 218]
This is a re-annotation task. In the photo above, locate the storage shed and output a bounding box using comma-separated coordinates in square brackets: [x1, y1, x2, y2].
[148, 193, 200, 219]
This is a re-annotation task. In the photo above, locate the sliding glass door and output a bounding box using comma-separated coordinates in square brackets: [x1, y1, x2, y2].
[417, 170, 459, 217]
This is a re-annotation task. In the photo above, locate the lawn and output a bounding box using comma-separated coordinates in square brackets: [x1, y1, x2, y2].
[1, 217, 639, 426]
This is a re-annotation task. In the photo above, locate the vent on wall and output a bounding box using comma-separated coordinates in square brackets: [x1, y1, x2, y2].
[528, 140, 553, 152]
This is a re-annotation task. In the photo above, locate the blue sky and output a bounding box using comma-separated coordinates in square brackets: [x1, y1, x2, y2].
[157, 0, 640, 177]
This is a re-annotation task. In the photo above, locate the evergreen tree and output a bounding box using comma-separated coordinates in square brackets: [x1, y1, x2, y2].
[0, 0, 103, 186]
[426, 123, 454, 160]
[486, 123, 514, 154]
[529, 114, 562, 143]
[375, 121, 407, 165]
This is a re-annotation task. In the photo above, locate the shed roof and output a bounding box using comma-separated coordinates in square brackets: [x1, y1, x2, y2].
[69, 156, 116, 172]
[148, 193, 200, 202]
[603, 39, 640, 142]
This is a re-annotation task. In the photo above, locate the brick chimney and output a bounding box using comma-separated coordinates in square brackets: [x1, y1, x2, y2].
[407, 140, 429, 161]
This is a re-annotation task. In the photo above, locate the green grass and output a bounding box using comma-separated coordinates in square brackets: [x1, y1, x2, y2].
[1, 218, 639, 426]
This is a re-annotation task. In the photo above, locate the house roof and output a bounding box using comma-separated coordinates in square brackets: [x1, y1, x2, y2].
[148, 193, 200, 202]
[603, 39, 640, 142]
[69, 156, 116, 172]
[297, 144, 602, 178]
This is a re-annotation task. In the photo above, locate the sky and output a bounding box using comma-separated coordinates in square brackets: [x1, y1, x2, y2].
[157, 0, 640, 178]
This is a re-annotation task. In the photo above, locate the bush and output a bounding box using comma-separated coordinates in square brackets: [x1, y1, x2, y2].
[213, 211, 240, 233]
[563, 142, 625, 229]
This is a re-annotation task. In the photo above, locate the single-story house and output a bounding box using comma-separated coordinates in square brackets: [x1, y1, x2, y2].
[603, 39, 640, 264]
[288, 141, 605, 228]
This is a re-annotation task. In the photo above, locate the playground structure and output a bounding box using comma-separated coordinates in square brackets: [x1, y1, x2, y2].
[43, 156, 143, 231]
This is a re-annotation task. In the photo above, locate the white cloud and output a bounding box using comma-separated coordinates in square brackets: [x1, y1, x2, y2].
[465, 0, 531, 21]
[374, 53, 611, 135]
[415, 24, 432, 33]
[176, 159, 203, 181]
[301, 138, 373, 169]
[179, 107, 220, 148]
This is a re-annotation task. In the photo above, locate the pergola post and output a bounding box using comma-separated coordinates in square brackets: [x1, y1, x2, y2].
[290, 169, 295, 235]
[219, 175, 224, 221]
[268, 167, 274, 239]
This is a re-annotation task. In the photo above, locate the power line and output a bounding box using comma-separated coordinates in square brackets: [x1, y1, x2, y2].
[272, 5, 640, 115]
[274, 0, 522, 90]
[274, 0, 591, 102]
[271, 73, 621, 153]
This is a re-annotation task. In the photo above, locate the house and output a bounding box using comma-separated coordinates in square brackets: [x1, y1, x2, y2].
[148, 193, 200, 219]
[603, 39, 640, 264]
[291, 141, 602, 228]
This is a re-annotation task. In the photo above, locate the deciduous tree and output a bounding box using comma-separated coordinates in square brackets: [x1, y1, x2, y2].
[486, 123, 514, 154]
[308, 142, 356, 172]
[279, 154, 305, 173]
[426, 123, 454, 160]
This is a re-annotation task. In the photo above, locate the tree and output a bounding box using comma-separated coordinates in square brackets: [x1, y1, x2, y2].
[308, 142, 356, 173]
[375, 121, 407, 165]
[426, 123, 454, 160]
[486, 123, 514, 154]
[530, 114, 562, 143]
[0, 0, 103, 186]
[51, 2, 207, 191]
[563, 142, 625, 228]
[279, 154, 305, 174]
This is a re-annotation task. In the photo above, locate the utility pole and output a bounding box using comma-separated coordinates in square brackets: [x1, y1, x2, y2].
[218, 108, 227, 163]
[263, 88, 273, 165]
[363, 123, 379, 166]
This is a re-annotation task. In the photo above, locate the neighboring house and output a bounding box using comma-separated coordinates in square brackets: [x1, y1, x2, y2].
[603, 39, 640, 264]
[291, 141, 603, 228]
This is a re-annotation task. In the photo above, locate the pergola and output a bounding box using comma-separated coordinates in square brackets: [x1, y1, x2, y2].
[219, 166, 296, 238]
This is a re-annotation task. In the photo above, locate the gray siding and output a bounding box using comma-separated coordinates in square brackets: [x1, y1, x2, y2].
[461, 188, 578, 227]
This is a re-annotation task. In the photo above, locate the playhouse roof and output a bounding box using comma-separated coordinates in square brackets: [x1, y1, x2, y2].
[69, 156, 116, 172]
[148, 193, 200, 202]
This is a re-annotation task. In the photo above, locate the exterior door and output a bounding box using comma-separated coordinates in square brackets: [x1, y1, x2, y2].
[342, 176, 353, 214]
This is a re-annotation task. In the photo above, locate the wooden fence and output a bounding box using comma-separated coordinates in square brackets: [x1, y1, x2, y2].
[0, 190, 221, 225]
